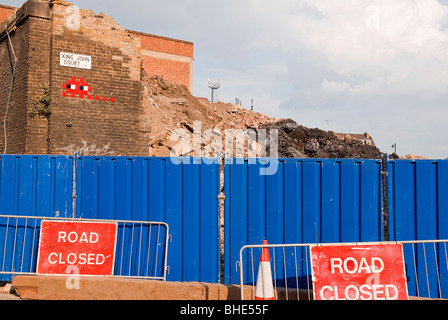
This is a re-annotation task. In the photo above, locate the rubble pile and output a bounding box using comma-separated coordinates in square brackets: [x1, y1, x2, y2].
[400, 154, 430, 160]
[141, 74, 274, 157]
[262, 119, 382, 159]
[141, 74, 382, 159]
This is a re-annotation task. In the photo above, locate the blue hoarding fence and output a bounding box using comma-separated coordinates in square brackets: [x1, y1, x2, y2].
[0, 155, 448, 295]
[387, 159, 448, 298]
[0, 155, 74, 219]
[74, 156, 221, 283]
[224, 158, 384, 285]
[387, 159, 448, 242]
[0, 155, 221, 284]
[225, 157, 448, 299]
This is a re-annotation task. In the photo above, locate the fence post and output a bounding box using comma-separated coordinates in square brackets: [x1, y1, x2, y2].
[381, 154, 389, 241]
[72, 153, 78, 218]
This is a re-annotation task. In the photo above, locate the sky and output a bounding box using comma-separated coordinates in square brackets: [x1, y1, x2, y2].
[4, 0, 448, 158]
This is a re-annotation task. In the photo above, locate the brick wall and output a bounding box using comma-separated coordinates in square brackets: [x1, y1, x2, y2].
[0, 4, 14, 24]
[1, 2, 195, 92]
[134, 32, 193, 58]
[25, 16, 52, 154]
[0, 2, 195, 93]
[0, 16, 28, 154]
[0, 6, 51, 155]
[129, 31, 193, 91]
[49, 2, 148, 156]
[0, 0, 194, 157]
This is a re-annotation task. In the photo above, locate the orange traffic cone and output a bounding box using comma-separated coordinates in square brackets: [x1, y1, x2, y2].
[254, 240, 275, 300]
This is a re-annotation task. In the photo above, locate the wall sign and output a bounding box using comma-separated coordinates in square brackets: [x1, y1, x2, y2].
[60, 52, 92, 70]
[310, 243, 409, 300]
[36, 220, 118, 276]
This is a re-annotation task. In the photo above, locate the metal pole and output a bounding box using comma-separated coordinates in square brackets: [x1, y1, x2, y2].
[4, 30, 17, 155]
[72, 153, 78, 218]
[381, 154, 389, 241]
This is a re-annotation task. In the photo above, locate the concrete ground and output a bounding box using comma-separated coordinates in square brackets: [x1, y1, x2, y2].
[0, 282, 21, 300]
[1, 278, 431, 300]
[0, 292, 21, 300]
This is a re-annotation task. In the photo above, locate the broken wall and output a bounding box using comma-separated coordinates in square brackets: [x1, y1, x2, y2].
[0, 0, 195, 157]
[49, 1, 148, 156]
[0, 4, 14, 23]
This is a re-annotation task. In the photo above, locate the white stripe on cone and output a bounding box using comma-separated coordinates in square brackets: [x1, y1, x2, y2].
[255, 240, 275, 300]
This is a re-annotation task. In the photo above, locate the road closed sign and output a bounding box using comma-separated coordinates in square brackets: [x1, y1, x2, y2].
[37, 220, 117, 276]
[310, 244, 408, 300]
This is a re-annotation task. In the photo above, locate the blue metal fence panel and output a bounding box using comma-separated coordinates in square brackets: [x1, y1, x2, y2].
[224, 158, 383, 285]
[0, 155, 74, 218]
[4, 154, 448, 295]
[75, 157, 220, 283]
[388, 159, 448, 298]
[0, 155, 74, 281]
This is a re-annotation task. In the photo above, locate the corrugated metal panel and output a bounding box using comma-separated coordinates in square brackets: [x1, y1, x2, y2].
[0, 155, 74, 281]
[388, 160, 448, 298]
[0, 155, 74, 218]
[5, 154, 448, 294]
[388, 160, 448, 241]
[224, 158, 383, 285]
[75, 157, 220, 283]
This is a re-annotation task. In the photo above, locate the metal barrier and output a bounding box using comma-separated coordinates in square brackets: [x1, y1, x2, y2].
[224, 159, 384, 285]
[0, 215, 169, 281]
[239, 240, 448, 300]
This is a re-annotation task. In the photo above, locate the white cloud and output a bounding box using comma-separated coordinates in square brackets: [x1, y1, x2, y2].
[238, 0, 448, 157]
[322, 79, 350, 94]
[286, 1, 448, 93]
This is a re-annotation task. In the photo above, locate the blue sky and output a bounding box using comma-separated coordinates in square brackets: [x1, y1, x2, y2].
[4, 0, 448, 158]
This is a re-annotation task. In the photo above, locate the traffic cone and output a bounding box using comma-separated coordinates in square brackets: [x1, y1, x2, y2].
[254, 240, 275, 300]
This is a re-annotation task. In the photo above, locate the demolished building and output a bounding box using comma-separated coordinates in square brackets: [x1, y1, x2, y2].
[0, 0, 382, 159]
[0, 0, 193, 156]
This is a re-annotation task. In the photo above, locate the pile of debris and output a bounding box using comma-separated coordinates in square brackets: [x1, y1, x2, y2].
[141, 74, 273, 157]
[141, 74, 382, 159]
[400, 154, 430, 160]
[262, 119, 382, 159]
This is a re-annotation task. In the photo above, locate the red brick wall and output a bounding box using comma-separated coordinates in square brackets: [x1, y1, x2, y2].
[0, 4, 14, 23]
[129, 31, 193, 91]
[141, 55, 192, 91]
[131, 31, 193, 58]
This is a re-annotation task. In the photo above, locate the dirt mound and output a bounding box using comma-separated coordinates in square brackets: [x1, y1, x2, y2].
[262, 119, 382, 159]
[141, 74, 274, 157]
[141, 74, 382, 159]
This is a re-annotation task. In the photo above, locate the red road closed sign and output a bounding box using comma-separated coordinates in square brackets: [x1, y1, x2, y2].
[37, 220, 118, 276]
[310, 244, 408, 300]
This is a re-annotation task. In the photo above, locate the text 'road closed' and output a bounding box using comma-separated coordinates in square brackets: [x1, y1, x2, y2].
[310, 244, 408, 300]
[37, 221, 117, 276]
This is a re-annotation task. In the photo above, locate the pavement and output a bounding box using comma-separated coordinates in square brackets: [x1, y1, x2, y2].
[0, 282, 21, 300]
[0, 292, 21, 300]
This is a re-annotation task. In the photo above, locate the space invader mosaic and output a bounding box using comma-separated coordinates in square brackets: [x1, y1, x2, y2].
[62, 77, 115, 102]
